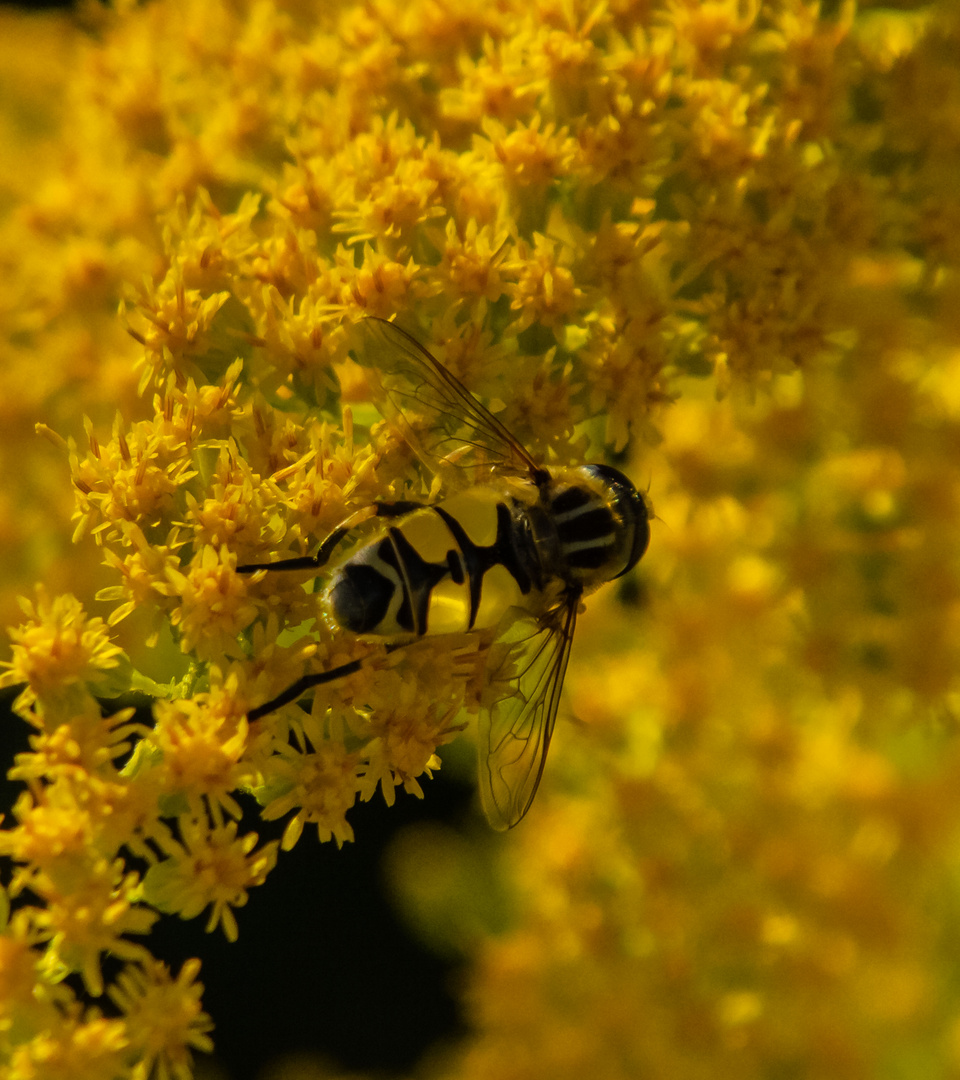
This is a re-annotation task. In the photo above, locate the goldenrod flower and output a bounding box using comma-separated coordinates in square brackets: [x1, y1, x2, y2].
[257, 726, 361, 849]
[2, 0, 960, 1077]
[142, 817, 277, 942]
[1, 591, 123, 711]
[106, 959, 214, 1080]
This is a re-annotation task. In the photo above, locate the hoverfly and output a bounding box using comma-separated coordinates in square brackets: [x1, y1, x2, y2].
[240, 317, 651, 829]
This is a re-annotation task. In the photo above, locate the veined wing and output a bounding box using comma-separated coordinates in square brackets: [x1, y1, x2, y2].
[477, 596, 579, 830]
[353, 316, 545, 485]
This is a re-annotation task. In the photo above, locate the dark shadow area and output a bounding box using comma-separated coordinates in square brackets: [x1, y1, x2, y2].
[0, 689, 474, 1079]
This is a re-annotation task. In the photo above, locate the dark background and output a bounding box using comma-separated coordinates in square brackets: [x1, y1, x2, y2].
[0, 687, 471, 1079]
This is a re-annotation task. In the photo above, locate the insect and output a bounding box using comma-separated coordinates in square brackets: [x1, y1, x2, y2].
[239, 317, 651, 829]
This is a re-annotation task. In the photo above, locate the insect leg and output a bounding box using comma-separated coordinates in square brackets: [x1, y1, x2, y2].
[247, 642, 404, 720]
[237, 501, 424, 574]
[247, 658, 364, 720]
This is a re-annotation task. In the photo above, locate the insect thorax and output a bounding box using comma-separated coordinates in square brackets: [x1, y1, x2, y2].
[537, 464, 651, 592]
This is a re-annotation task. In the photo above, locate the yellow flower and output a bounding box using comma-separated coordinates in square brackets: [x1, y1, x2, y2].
[142, 818, 277, 942]
[3, 798, 158, 997]
[165, 545, 259, 661]
[360, 697, 464, 806]
[435, 217, 511, 304]
[8, 699, 142, 784]
[107, 959, 214, 1080]
[0, 591, 123, 710]
[149, 698, 251, 822]
[3, 0, 960, 1076]
[258, 730, 361, 850]
[4, 1009, 130, 1080]
[505, 232, 585, 334]
[70, 414, 198, 545]
[483, 113, 579, 192]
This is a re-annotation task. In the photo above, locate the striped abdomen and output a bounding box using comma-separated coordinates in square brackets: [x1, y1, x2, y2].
[324, 488, 540, 639]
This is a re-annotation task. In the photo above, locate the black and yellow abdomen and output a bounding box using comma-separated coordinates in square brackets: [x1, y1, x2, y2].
[324, 488, 542, 639]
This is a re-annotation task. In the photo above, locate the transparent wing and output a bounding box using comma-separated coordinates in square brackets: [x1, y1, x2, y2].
[477, 597, 579, 830]
[353, 316, 544, 484]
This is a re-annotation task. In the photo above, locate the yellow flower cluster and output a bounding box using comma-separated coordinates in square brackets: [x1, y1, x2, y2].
[2, 0, 960, 1077]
